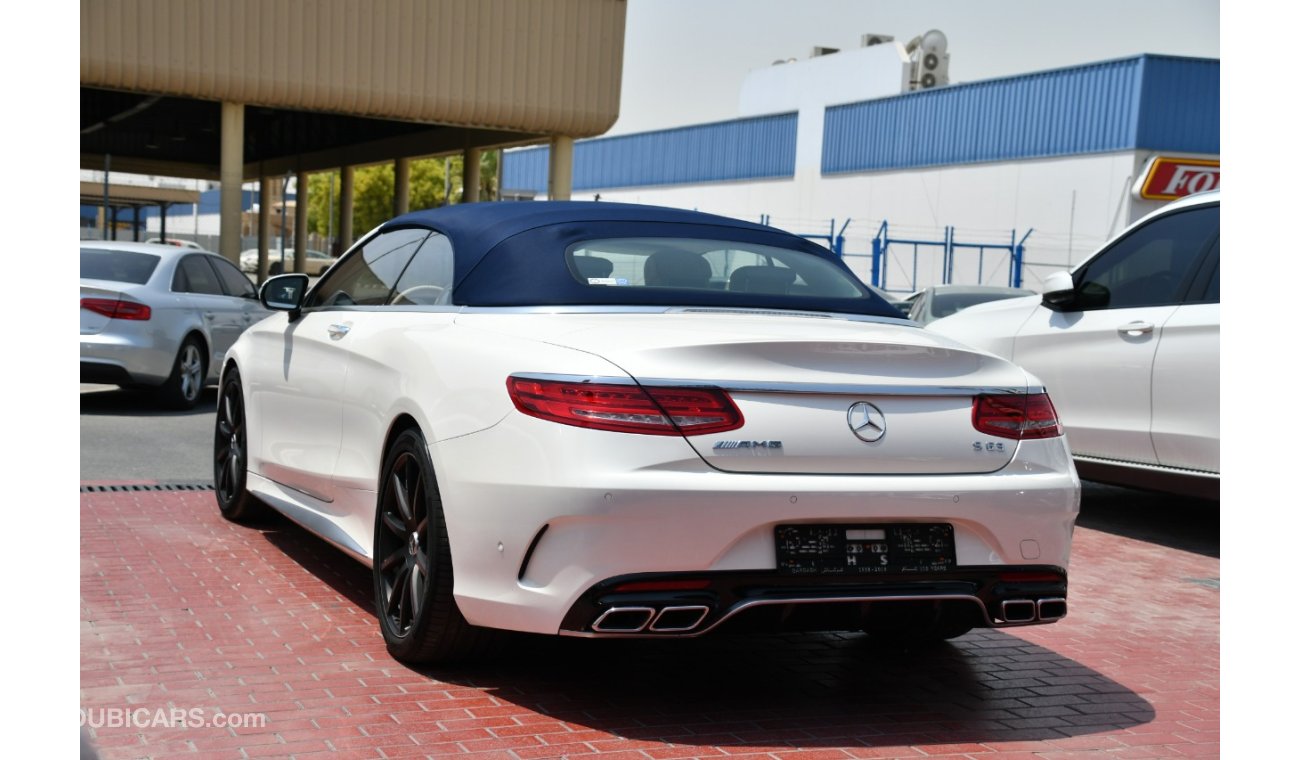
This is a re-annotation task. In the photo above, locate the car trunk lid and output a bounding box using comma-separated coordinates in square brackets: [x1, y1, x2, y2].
[465, 310, 1031, 475]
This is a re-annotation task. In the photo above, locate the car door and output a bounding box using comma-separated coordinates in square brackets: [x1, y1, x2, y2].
[331, 231, 458, 492]
[248, 227, 430, 503]
[1150, 248, 1219, 473]
[173, 254, 245, 367]
[208, 255, 271, 333]
[1008, 204, 1219, 465]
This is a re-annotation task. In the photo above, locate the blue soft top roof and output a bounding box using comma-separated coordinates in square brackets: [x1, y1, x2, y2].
[379, 201, 900, 317]
[384, 201, 775, 256]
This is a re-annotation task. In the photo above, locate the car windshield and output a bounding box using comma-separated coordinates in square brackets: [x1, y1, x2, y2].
[565, 238, 867, 300]
[80, 249, 161, 285]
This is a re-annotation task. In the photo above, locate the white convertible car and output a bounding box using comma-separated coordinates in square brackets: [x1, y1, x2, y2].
[215, 202, 1080, 663]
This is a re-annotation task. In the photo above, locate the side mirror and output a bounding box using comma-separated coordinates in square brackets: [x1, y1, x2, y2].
[260, 274, 310, 319]
[1041, 270, 1077, 311]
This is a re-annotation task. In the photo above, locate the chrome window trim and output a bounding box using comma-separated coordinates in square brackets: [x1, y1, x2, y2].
[508, 372, 1042, 397]
[459, 304, 916, 326]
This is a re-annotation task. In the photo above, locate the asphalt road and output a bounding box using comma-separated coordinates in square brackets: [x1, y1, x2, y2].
[80, 383, 219, 483]
[80, 384, 1219, 558]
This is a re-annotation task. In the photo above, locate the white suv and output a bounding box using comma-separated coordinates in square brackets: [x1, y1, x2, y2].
[929, 191, 1219, 499]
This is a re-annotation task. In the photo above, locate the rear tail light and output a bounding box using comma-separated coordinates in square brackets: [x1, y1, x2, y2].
[506, 377, 743, 436]
[80, 297, 152, 321]
[973, 393, 1063, 439]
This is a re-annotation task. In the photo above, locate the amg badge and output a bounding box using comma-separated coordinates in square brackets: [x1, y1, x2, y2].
[713, 440, 783, 450]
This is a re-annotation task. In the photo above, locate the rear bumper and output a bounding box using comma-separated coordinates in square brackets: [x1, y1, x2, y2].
[80, 331, 174, 386]
[433, 418, 1081, 636]
[559, 566, 1068, 637]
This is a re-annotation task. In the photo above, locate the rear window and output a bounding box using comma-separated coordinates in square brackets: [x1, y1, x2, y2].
[565, 238, 867, 300]
[80, 249, 161, 285]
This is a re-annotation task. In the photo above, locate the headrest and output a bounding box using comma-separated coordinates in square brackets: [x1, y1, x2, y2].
[728, 265, 797, 294]
[573, 255, 614, 279]
[643, 249, 711, 288]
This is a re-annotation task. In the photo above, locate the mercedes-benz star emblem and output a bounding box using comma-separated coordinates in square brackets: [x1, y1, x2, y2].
[847, 401, 887, 443]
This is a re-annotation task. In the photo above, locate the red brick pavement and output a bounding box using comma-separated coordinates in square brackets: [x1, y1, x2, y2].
[80, 487, 1219, 759]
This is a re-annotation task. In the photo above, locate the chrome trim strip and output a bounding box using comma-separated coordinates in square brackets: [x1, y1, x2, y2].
[509, 372, 638, 386]
[459, 305, 912, 327]
[559, 593, 1044, 639]
[590, 606, 656, 633]
[648, 605, 711, 632]
[1070, 454, 1219, 478]
[509, 372, 1041, 397]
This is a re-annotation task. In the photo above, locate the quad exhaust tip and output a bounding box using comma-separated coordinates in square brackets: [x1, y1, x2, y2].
[649, 605, 711, 632]
[1037, 597, 1067, 622]
[1001, 599, 1037, 623]
[591, 605, 712, 634]
[591, 607, 656, 633]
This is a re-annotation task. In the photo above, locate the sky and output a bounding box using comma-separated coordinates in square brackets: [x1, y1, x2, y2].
[610, 0, 1219, 135]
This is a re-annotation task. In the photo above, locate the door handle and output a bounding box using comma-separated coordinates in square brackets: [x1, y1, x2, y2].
[203, 312, 215, 321]
[1118, 321, 1154, 336]
[327, 323, 351, 340]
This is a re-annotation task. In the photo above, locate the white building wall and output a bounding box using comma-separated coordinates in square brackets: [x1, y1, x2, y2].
[738, 44, 910, 174]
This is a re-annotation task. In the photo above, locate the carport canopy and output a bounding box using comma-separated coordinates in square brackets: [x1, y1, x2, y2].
[80, 0, 627, 262]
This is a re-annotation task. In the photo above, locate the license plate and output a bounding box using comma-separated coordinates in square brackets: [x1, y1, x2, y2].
[775, 523, 955, 575]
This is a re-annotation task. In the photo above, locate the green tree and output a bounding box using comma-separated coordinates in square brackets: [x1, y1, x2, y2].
[305, 150, 502, 247]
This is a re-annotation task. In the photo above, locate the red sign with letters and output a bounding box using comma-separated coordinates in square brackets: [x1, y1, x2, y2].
[1135, 157, 1220, 200]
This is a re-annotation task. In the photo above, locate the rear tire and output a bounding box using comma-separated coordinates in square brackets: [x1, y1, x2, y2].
[213, 366, 266, 522]
[159, 336, 207, 410]
[373, 428, 500, 664]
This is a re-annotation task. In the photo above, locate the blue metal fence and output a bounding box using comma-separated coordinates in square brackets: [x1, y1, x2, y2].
[870, 222, 1030, 291]
[761, 214, 849, 256]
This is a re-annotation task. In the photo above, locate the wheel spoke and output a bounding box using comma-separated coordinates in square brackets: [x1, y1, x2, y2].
[414, 548, 430, 577]
[415, 515, 428, 535]
[381, 511, 406, 538]
[380, 547, 405, 572]
[226, 451, 239, 486]
[387, 565, 411, 619]
[223, 394, 236, 427]
[216, 456, 231, 493]
[392, 471, 413, 523]
[409, 564, 423, 620]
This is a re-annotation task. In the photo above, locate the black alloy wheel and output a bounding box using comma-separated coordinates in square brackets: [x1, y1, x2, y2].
[213, 367, 263, 521]
[373, 428, 498, 663]
[376, 446, 432, 637]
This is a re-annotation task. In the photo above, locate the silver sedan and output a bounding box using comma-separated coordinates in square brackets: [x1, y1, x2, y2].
[80, 241, 269, 408]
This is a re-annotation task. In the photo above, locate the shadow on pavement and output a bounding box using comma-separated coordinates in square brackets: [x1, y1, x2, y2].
[78, 384, 218, 417]
[1078, 480, 1218, 558]
[261, 515, 1155, 750]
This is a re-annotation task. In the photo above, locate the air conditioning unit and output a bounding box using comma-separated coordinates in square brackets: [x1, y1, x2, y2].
[861, 33, 895, 47]
[811, 46, 840, 57]
[908, 29, 949, 90]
